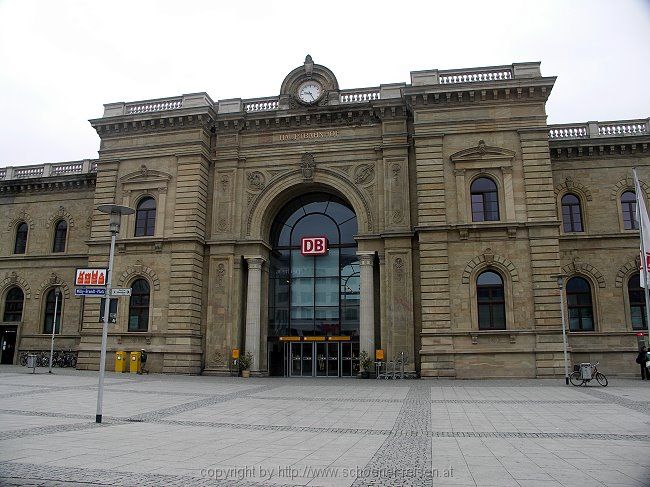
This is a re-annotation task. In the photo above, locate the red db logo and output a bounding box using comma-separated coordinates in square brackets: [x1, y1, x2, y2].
[301, 237, 328, 256]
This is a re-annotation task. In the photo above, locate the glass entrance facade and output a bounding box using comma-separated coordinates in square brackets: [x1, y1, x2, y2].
[267, 193, 360, 376]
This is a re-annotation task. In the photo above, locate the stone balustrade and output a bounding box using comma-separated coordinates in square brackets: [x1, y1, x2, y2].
[0, 159, 98, 181]
[548, 119, 649, 140]
[244, 99, 279, 112]
[127, 98, 183, 115]
[339, 89, 381, 103]
[439, 67, 513, 84]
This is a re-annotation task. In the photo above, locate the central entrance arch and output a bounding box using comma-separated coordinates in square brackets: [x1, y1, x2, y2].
[267, 192, 360, 377]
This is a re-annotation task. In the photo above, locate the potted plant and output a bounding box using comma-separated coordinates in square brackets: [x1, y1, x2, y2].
[239, 352, 253, 378]
[358, 351, 373, 379]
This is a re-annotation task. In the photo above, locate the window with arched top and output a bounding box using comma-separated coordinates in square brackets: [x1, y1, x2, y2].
[14, 222, 28, 254]
[628, 273, 646, 330]
[43, 289, 62, 334]
[477, 270, 505, 330]
[3, 287, 24, 322]
[135, 197, 156, 237]
[566, 277, 594, 331]
[561, 193, 583, 233]
[471, 177, 500, 222]
[621, 191, 638, 230]
[52, 220, 68, 253]
[128, 279, 150, 331]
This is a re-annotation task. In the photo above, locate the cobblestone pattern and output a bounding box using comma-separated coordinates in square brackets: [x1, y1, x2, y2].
[351, 383, 433, 487]
[0, 422, 104, 441]
[0, 461, 285, 487]
[576, 386, 650, 415]
[250, 395, 597, 404]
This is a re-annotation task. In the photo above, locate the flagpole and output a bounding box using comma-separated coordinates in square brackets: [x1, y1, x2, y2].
[632, 168, 650, 344]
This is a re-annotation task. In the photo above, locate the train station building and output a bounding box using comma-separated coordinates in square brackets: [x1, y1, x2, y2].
[0, 56, 648, 378]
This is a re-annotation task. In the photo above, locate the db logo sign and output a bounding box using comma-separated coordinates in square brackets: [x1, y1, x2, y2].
[301, 237, 328, 256]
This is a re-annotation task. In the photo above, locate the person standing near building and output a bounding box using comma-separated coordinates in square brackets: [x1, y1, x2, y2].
[636, 346, 649, 380]
[139, 349, 148, 375]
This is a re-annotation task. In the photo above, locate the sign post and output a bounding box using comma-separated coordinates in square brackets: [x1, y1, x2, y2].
[95, 204, 134, 424]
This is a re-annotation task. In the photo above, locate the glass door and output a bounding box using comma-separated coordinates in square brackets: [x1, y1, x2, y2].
[340, 342, 360, 377]
[315, 342, 327, 377]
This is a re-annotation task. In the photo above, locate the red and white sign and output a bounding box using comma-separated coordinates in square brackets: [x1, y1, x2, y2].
[75, 268, 107, 287]
[301, 237, 328, 256]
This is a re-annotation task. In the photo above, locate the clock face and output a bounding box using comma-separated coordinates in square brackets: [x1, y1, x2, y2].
[297, 81, 323, 104]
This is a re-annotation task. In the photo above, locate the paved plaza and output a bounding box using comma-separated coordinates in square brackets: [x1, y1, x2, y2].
[0, 367, 648, 486]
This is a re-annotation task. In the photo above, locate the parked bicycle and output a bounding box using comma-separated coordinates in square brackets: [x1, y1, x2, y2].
[18, 350, 77, 368]
[569, 362, 608, 387]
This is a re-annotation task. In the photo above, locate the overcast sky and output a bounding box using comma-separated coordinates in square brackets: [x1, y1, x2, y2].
[0, 0, 648, 166]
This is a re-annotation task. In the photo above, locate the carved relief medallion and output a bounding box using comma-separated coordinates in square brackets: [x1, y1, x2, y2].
[354, 164, 375, 184]
[246, 171, 266, 191]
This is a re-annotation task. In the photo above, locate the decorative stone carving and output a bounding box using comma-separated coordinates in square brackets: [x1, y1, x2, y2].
[219, 174, 229, 191]
[561, 261, 606, 288]
[615, 257, 641, 288]
[246, 171, 266, 191]
[118, 263, 161, 291]
[462, 251, 519, 284]
[354, 164, 375, 184]
[216, 263, 226, 292]
[391, 164, 401, 180]
[7, 210, 34, 231]
[301, 153, 315, 180]
[394, 257, 405, 282]
[35, 273, 71, 299]
[1, 272, 31, 299]
[46, 206, 75, 228]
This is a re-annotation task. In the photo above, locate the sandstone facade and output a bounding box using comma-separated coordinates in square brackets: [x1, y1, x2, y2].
[1, 58, 648, 377]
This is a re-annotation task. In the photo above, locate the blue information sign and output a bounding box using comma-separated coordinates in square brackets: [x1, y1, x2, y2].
[75, 287, 106, 296]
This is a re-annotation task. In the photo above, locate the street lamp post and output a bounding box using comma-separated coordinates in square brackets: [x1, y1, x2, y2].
[95, 204, 134, 424]
[48, 288, 61, 373]
[553, 274, 570, 385]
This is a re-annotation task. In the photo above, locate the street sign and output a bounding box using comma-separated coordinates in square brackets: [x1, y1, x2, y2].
[75, 287, 106, 296]
[75, 268, 107, 286]
[110, 288, 132, 296]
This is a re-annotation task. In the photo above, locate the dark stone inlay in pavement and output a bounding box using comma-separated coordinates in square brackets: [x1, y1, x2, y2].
[0, 461, 276, 487]
[575, 386, 650, 416]
[0, 422, 105, 441]
[351, 383, 433, 487]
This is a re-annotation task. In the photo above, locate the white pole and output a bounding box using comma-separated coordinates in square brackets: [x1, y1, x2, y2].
[96, 230, 116, 424]
[558, 279, 569, 385]
[633, 168, 650, 346]
[48, 290, 59, 373]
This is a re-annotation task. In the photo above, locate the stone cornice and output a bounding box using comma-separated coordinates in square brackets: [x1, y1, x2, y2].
[404, 77, 556, 110]
[0, 173, 96, 194]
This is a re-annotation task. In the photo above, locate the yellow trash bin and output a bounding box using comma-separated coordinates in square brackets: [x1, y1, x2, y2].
[115, 351, 127, 373]
[129, 351, 141, 373]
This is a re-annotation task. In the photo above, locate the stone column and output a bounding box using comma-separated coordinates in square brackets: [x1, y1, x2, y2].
[358, 252, 375, 357]
[245, 256, 264, 372]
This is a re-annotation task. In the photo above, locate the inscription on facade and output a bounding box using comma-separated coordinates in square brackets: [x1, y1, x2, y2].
[279, 130, 339, 141]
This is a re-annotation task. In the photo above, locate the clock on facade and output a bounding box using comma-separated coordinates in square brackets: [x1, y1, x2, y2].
[297, 81, 323, 104]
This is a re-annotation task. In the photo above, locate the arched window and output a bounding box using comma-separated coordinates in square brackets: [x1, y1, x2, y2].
[561, 193, 583, 233]
[471, 177, 500, 222]
[566, 277, 594, 331]
[14, 222, 28, 254]
[477, 270, 505, 330]
[621, 191, 638, 230]
[52, 220, 68, 253]
[43, 289, 62, 334]
[628, 273, 646, 330]
[3, 287, 24, 322]
[128, 279, 150, 331]
[135, 197, 156, 237]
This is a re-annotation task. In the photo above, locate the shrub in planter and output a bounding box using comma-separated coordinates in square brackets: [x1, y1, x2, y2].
[239, 352, 253, 378]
